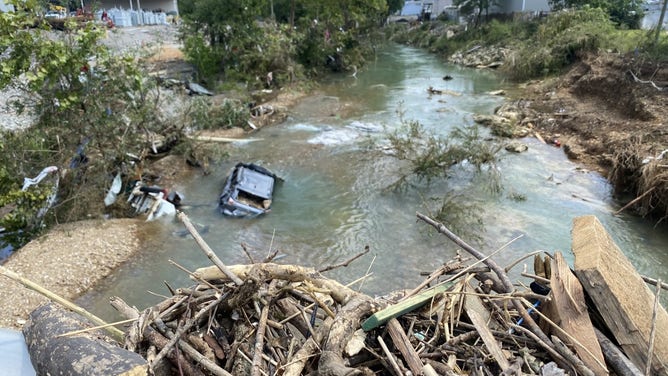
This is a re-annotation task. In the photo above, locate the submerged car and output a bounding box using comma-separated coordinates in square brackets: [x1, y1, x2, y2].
[219, 163, 278, 218]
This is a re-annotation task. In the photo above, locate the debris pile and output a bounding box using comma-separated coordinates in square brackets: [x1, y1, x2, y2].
[17, 213, 668, 376]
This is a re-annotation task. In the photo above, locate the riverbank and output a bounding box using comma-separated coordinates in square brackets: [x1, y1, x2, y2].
[516, 52, 668, 219]
[0, 219, 143, 329]
[2, 22, 666, 331]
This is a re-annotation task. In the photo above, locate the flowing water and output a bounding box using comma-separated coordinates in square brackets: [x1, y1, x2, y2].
[79, 44, 668, 320]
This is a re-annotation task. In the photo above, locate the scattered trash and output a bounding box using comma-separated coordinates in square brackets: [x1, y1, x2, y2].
[103, 172, 123, 206]
[127, 181, 182, 221]
[186, 81, 213, 96]
[21, 166, 58, 191]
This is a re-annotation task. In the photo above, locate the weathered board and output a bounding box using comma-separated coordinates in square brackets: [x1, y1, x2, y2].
[572, 215, 668, 375]
[548, 251, 608, 376]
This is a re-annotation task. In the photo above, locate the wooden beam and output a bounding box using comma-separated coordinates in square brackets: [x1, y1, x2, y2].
[572, 215, 668, 375]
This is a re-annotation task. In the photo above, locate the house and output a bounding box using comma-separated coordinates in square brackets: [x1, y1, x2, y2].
[494, 0, 550, 13]
[95, 0, 177, 14]
[399, 0, 454, 19]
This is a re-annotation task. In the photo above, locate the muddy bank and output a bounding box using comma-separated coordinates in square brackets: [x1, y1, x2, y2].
[508, 53, 668, 220]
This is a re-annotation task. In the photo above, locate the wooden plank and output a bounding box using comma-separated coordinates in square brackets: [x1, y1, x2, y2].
[572, 215, 668, 375]
[548, 251, 608, 376]
[361, 284, 451, 331]
[387, 318, 424, 376]
[464, 280, 500, 330]
[465, 304, 510, 372]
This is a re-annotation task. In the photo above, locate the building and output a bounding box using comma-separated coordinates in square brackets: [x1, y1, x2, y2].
[494, 0, 550, 13]
[91, 0, 177, 14]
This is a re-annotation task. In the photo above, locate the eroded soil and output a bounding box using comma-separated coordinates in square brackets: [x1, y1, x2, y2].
[518, 53, 668, 218]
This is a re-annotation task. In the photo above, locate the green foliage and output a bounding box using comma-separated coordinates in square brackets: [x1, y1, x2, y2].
[182, 33, 225, 83]
[179, 0, 388, 84]
[504, 8, 616, 80]
[386, 113, 497, 242]
[189, 97, 250, 130]
[549, 0, 643, 29]
[386, 112, 502, 192]
[0, 4, 197, 240]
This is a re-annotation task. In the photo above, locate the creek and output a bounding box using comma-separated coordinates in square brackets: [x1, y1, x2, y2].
[79, 44, 668, 321]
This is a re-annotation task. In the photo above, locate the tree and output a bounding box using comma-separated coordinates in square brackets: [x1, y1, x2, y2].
[387, 0, 405, 15]
[549, 0, 643, 28]
[453, 0, 500, 27]
[0, 0, 191, 241]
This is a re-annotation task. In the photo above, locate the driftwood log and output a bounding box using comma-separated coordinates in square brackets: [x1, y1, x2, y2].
[22, 302, 147, 376]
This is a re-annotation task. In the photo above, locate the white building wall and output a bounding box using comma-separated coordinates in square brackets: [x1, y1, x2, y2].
[495, 0, 551, 13]
[0, 0, 14, 12]
[95, 0, 176, 13]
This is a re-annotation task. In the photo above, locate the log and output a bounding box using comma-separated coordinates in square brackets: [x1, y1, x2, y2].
[572, 215, 668, 375]
[546, 251, 608, 376]
[22, 302, 147, 376]
[594, 328, 643, 376]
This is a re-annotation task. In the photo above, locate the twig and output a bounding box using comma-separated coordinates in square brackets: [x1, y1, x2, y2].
[628, 70, 664, 91]
[0, 265, 124, 342]
[56, 318, 137, 338]
[642, 274, 668, 292]
[646, 278, 662, 376]
[168, 259, 222, 292]
[551, 336, 595, 376]
[241, 243, 256, 263]
[358, 253, 377, 291]
[614, 187, 655, 215]
[177, 211, 244, 286]
[504, 250, 545, 273]
[402, 239, 516, 302]
[318, 245, 370, 272]
[416, 212, 554, 348]
[152, 291, 227, 366]
[251, 302, 270, 376]
[378, 335, 404, 376]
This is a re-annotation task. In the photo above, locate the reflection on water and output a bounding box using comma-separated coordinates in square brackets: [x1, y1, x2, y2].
[79, 44, 668, 321]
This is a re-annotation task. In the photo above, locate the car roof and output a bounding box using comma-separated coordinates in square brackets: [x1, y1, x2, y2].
[236, 166, 274, 199]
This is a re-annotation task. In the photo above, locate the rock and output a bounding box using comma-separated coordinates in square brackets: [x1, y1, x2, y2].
[487, 89, 505, 96]
[473, 114, 509, 127]
[505, 142, 528, 153]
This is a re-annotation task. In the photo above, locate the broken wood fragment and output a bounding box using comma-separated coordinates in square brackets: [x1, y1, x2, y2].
[546, 251, 608, 376]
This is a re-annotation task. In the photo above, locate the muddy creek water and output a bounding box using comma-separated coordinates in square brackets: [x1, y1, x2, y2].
[80, 44, 668, 320]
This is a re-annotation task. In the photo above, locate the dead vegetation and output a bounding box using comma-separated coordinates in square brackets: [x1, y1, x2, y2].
[17, 212, 667, 376]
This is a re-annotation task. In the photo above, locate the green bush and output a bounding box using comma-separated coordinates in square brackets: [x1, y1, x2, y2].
[504, 8, 616, 79]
